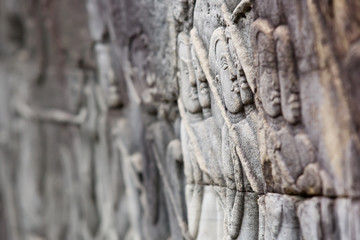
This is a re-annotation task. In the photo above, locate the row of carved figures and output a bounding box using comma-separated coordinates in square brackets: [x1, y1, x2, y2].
[89, 1, 347, 239]
[176, 2, 326, 240]
[87, 0, 360, 239]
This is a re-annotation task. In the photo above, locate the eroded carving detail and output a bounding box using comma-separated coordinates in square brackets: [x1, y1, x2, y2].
[2, 1, 358, 240]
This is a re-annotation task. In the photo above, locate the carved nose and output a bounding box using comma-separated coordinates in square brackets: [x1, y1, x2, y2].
[199, 72, 207, 83]
[189, 70, 197, 86]
[271, 73, 279, 89]
[229, 63, 237, 81]
[230, 71, 237, 82]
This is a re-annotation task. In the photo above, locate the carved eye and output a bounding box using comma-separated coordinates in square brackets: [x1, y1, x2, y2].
[220, 56, 228, 70]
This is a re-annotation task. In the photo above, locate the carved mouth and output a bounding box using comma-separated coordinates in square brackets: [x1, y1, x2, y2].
[288, 94, 299, 103]
[271, 91, 281, 104]
[288, 94, 300, 109]
[199, 82, 209, 94]
[240, 81, 249, 89]
[231, 82, 240, 94]
[238, 74, 249, 89]
[189, 87, 198, 100]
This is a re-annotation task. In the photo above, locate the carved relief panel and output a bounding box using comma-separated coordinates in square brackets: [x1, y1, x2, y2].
[174, 0, 358, 239]
[1, 0, 358, 240]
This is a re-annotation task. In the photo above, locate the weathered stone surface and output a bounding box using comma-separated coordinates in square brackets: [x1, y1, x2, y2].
[0, 0, 359, 239]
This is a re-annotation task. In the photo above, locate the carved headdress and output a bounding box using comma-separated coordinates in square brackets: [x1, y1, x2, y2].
[177, 32, 191, 58]
[177, 32, 191, 87]
[208, 27, 228, 77]
[250, 19, 276, 70]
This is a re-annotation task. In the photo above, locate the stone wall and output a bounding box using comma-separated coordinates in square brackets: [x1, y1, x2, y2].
[0, 0, 359, 239]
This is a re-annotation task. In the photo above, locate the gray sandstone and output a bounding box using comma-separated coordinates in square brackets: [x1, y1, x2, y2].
[0, 0, 359, 240]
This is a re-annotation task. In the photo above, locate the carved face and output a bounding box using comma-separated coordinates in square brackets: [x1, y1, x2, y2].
[178, 41, 201, 113]
[258, 33, 281, 117]
[276, 39, 301, 124]
[215, 39, 243, 114]
[228, 38, 254, 105]
[191, 46, 210, 109]
[96, 44, 122, 108]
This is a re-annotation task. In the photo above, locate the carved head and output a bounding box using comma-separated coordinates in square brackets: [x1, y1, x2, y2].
[95, 44, 122, 108]
[251, 19, 281, 117]
[227, 33, 254, 106]
[209, 27, 243, 114]
[190, 45, 211, 109]
[274, 26, 301, 124]
[177, 32, 201, 113]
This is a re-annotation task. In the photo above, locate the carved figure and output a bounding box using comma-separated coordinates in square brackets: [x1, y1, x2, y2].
[274, 26, 301, 124]
[226, 28, 258, 138]
[251, 18, 323, 240]
[191, 45, 211, 117]
[114, 119, 145, 240]
[178, 32, 204, 238]
[164, 139, 188, 239]
[190, 44, 225, 188]
[143, 116, 174, 240]
[250, 19, 281, 118]
[209, 26, 263, 240]
[209, 28, 243, 240]
[191, 41, 227, 239]
[264, 194, 302, 240]
[224, 2, 264, 197]
[297, 197, 353, 240]
[227, 35, 253, 104]
[95, 44, 123, 108]
[251, 19, 320, 194]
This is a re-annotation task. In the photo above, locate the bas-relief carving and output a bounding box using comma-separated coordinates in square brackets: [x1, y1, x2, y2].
[111, 116, 140, 240]
[177, 32, 204, 238]
[258, 194, 302, 240]
[209, 27, 244, 240]
[191, 37, 227, 240]
[178, 2, 265, 239]
[95, 43, 123, 108]
[143, 114, 178, 240]
[250, 18, 321, 195]
[175, 0, 335, 239]
[296, 197, 358, 240]
[208, 23, 263, 239]
[164, 138, 188, 240]
[193, 0, 224, 49]
[190, 42, 225, 190]
[179, 30, 230, 240]
[83, 0, 360, 239]
[0, 0, 357, 239]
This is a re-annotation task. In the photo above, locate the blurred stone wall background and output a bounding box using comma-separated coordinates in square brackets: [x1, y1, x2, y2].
[0, 0, 359, 240]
